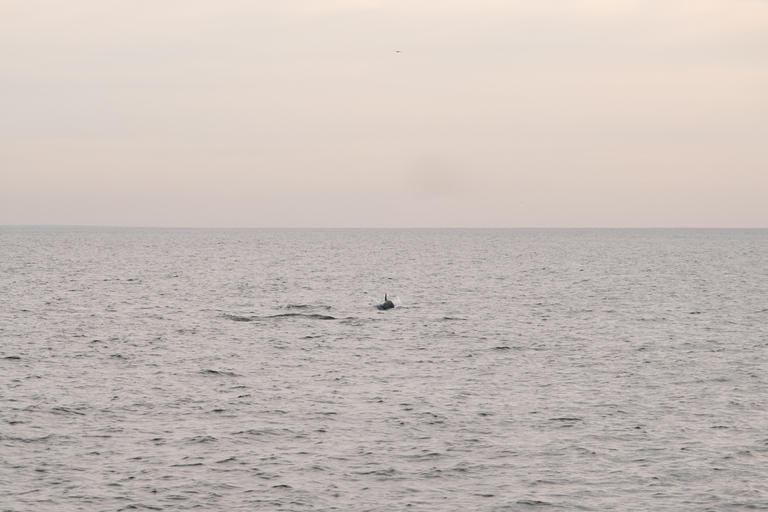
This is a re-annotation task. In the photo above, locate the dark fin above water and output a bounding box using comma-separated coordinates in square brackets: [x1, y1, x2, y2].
[377, 295, 395, 310]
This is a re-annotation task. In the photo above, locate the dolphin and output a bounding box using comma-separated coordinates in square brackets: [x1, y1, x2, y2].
[377, 294, 395, 310]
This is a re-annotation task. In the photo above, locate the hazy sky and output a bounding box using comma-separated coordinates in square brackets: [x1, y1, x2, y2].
[2, 0, 767, 227]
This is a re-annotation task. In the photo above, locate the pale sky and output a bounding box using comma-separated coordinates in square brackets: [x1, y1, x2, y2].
[1, 0, 767, 227]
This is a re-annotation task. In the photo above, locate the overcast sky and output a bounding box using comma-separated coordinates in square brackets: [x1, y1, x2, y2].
[1, 0, 767, 227]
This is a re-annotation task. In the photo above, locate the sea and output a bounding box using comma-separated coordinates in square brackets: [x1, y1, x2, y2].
[1, 228, 767, 511]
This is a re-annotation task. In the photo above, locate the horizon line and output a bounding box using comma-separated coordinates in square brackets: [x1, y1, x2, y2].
[2, 225, 766, 230]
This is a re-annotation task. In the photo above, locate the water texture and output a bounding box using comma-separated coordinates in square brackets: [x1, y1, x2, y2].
[1, 228, 767, 511]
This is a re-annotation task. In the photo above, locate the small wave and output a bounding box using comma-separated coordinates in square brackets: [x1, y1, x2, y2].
[223, 314, 254, 322]
[186, 435, 216, 443]
[118, 504, 163, 511]
[237, 429, 283, 436]
[224, 313, 335, 321]
[402, 451, 442, 460]
[352, 467, 401, 476]
[0, 434, 56, 443]
[201, 369, 240, 377]
[51, 407, 85, 416]
[267, 313, 336, 320]
[279, 304, 332, 310]
[340, 317, 365, 326]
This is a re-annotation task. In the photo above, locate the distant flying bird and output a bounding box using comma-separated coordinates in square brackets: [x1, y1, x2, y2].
[396, 50, 401, 53]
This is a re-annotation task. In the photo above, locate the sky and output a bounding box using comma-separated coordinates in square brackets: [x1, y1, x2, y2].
[1, 0, 767, 227]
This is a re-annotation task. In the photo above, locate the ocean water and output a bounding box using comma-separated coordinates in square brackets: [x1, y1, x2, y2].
[1, 228, 767, 511]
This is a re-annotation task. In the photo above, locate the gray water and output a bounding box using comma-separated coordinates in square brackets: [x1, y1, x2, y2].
[1, 228, 767, 511]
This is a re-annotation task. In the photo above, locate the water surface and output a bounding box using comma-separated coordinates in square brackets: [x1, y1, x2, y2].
[1, 228, 767, 511]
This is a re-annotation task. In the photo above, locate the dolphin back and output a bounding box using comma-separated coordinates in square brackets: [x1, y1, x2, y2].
[377, 300, 395, 310]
